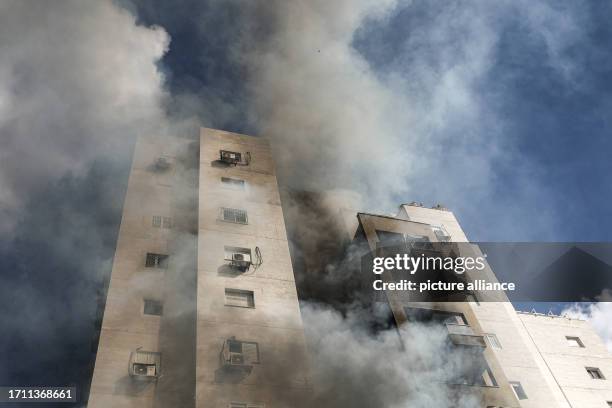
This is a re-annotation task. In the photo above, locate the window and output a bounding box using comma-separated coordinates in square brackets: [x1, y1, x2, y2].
[510, 381, 527, 400]
[586, 367, 605, 380]
[143, 299, 163, 316]
[485, 334, 502, 350]
[220, 207, 248, 224]
[229, 403, 265, 408]
[221, 177, 246, 190]
[152, 216, 172, 228]
[145, 253, 169, 268]
[225, 289, 255, 308]
[566, 336, 584, 348]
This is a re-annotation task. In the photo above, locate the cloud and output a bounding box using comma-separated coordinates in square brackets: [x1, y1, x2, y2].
[0, 0, 169, 233]
[563, 296, 612, 352]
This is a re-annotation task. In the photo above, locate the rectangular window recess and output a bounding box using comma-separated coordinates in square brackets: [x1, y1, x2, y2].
[485, 334, 502, 350]
[510, 382, 527, 400]
[143, 299, 163, 316]
[220, 207, 248, 224]
[586, 367, 605, 380]
[221, 177, 246, 189]
[145, 253, 169, 268]
[152, 215, 162, 228]
[566, 336, 584, 348]
[225, 289, 255, 308]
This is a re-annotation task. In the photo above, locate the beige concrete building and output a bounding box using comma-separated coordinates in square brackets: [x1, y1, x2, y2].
[88, 128, 311, 408]
[394, 203, 612, 408]
[88, 127, 612, 408]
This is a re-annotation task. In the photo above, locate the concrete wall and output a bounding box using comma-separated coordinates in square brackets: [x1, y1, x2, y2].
[196, 128, 312, 408]
[519, 313, 612, 408]
[89, 136, 196, 408]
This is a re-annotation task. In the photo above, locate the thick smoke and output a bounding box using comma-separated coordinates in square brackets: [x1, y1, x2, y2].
[0, 0, 172, 392]
[0, 0, 169, 233]
[237, 0, 589, 240]
[0, 1, 606, 407]
[301, 303, 484, 408]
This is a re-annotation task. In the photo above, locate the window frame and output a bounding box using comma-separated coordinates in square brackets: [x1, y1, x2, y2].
[145, 253, 169, 269]
[143, 299, 163, 316]
[220, 207, 248, 224]
[484, 333, 502, 350]
[510, 381, 528, 400]
[566, 336, 585, 348]
[152, 215, 162, 228]
[224, 288, 255, 308]
[221, 177, 246, 190]
[586, 367, 605, 380]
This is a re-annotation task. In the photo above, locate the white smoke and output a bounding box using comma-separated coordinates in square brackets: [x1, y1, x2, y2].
[562, 295, 612, 352]
[240, 0, 589, 240]
[302, 303, 486, 408]
[0, 0, 169, 233]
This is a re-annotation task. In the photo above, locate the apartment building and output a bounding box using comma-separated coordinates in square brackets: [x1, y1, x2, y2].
[88, 127, 612, 408]
[88, 128, 311, 408]
[370, 203, 612, 408]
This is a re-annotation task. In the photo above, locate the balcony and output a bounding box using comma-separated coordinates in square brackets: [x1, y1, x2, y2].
[446, 323, 486, 347]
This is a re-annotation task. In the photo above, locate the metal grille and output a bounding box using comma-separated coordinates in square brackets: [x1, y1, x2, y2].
[484, 333, 502, 349]
[152, 215, 162, 228]
[145, 253, 169, 268]
[221, 208, 248, 224]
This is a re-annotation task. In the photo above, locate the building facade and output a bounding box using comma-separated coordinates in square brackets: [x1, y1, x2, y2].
[88, 128, 311, 408]
[88, 127, 612, 408]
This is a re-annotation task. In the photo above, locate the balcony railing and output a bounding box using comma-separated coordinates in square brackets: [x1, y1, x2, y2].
[446, 323, 486, 347]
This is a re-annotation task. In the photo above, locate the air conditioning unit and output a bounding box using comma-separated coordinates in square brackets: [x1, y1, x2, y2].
[129, 349, 160, 379]
[224, 247, 252, 270]
[132, 363, 157, 377]
[152, 156, 172, 172]
[231, 252, 251, 268]
[221, 338, 259, 370]
[220, 150, 242, 165]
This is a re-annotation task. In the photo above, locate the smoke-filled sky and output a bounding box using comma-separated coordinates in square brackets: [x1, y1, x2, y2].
[1, 0, 612, 403]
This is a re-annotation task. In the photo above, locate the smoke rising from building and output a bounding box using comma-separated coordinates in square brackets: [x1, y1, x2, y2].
[1, 0, 611, 405]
